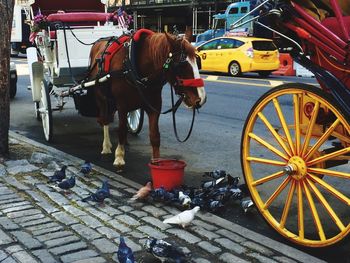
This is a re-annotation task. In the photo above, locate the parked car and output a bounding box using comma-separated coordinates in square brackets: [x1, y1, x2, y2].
[10, 62, 17, 99]
[195, 36, 280, 77]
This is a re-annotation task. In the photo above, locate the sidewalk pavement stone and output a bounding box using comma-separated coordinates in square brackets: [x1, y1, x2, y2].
[247, 252, 279, 263]
[214, 238, 247, 254]
[31, 225, 64, 236]
[45, 235, 81, 248]
[10, 231, 43, 249]
[197, 241, 222, 254]
[137, 225, 168, 239]
[51, 212, 79, 226]
[91, 238, 119, 254]
[32, 249, 59, 263]
[0, 229, 15, 245]
[0, 131, 327, 263]
[60, 250, 99, 263]
[273, 256, 298, 263]
[0, 217, 20, 231]
[0, 197, 24, 205]
[36, 231, 73, 242]
[49, 242, 87, 256]
[73, 257, 106, 263]
[220, 253, 251, 263]
[0, 164, 6, 177]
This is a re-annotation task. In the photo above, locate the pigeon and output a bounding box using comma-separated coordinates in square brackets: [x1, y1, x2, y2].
[227, 186, 243, 200]
[80, 161, 92, 175]
[130, 182, 152, 201]
[178, 191, 191, 207]
[207, 200, 224, 212]
[241, 199, 255, 213]
[238, 183, 249, 196]
[203, 169, 227, 179]
[144, 237, 188, 263]
[191, 196, 205, 208]
[163, 206, 200, 228]
[82, 180, 110, 203]
[117, 236, 135, 263]
[151, 187, 176, 202]
[201, 177, 226, 189]
[227, 175, 240, 187]
[47, 165, 67, 183]
[207, 187, 230, 202]
[57, 176, 76, 191]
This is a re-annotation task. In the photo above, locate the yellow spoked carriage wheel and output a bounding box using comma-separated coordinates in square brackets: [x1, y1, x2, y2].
[241, 83, 350, 247]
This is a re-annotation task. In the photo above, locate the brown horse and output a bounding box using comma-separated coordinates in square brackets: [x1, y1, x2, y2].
[88, 30, 206, 169]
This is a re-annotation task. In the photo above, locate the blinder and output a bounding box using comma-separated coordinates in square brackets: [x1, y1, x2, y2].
[163, 51, 204, 89]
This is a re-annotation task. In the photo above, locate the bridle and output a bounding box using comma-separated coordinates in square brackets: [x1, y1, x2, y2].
[162, 48, 204, 142]
[162, 51, 204, 92]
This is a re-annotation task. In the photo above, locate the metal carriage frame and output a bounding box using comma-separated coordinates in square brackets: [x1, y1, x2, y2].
[22, 0, 144, 142]
[237, 0, 350, 247]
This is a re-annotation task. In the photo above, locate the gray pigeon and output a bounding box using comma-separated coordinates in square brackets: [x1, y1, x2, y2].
[47, 165, 67, 183]
[144, 237, 188, 263]
[57, 176, 76, 192]
[241, 199, 254, 213]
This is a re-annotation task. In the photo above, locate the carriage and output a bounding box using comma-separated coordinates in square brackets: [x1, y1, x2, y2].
[237, 0, 350, 247]
[20, 0, 144, 142]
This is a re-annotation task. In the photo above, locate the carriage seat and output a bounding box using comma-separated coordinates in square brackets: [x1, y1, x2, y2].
[47, 12, 112, 23]
[321, 16, 350, 41]
[47, 12, 114, 40]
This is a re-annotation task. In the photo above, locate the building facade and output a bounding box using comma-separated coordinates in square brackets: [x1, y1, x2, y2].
[109, 1, 240, 36]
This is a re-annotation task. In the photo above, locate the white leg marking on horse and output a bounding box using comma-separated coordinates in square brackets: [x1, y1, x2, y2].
[101, 125, 112, 154]
[187, 57, 206, 106]
[113, 144, 125, 167]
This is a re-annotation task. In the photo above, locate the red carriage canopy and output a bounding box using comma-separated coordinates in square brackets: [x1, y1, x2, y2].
[31, 0, 105, 15]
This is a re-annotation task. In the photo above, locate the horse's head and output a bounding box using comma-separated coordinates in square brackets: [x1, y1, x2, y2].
[156, 33, 206, 109]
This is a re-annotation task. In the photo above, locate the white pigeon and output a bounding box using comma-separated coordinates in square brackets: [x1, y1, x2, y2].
[163, 206, 200, 228]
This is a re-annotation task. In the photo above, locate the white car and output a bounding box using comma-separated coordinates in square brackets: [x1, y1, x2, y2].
[10, 62, 17, 99]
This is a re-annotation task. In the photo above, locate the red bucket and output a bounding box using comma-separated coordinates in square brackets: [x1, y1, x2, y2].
[148, 159, 186, 190]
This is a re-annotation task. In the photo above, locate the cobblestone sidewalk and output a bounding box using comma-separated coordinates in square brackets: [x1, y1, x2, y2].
[0, 131, 325, 263]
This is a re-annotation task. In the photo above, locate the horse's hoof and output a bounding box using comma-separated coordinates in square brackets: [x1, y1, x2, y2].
[113, 164, 125, 172]
[113, 158, 125, 171]
[101, 149, 112, 154]
[113, 161, 125, 168]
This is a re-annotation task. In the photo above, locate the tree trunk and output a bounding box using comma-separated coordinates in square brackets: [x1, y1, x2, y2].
[0, 0, 14, 158]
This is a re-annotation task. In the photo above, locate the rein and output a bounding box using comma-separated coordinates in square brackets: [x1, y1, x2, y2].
[122, 38, 202, 142]
[169, 84, 197, 143]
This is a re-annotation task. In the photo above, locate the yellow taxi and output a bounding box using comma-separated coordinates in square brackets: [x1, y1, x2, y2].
[196, 36, 280, 77]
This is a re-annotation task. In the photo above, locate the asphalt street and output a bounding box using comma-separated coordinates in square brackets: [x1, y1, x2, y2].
[9, 55, 350, 262]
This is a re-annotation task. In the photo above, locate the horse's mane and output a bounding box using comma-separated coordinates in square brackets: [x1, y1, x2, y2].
[147, 33, 196, 70]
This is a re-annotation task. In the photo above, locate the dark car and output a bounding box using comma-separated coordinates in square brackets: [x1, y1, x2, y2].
[10, 62, 17, 99]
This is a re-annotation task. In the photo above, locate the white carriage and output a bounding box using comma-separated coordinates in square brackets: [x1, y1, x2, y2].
[19, 0, 143, 141]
